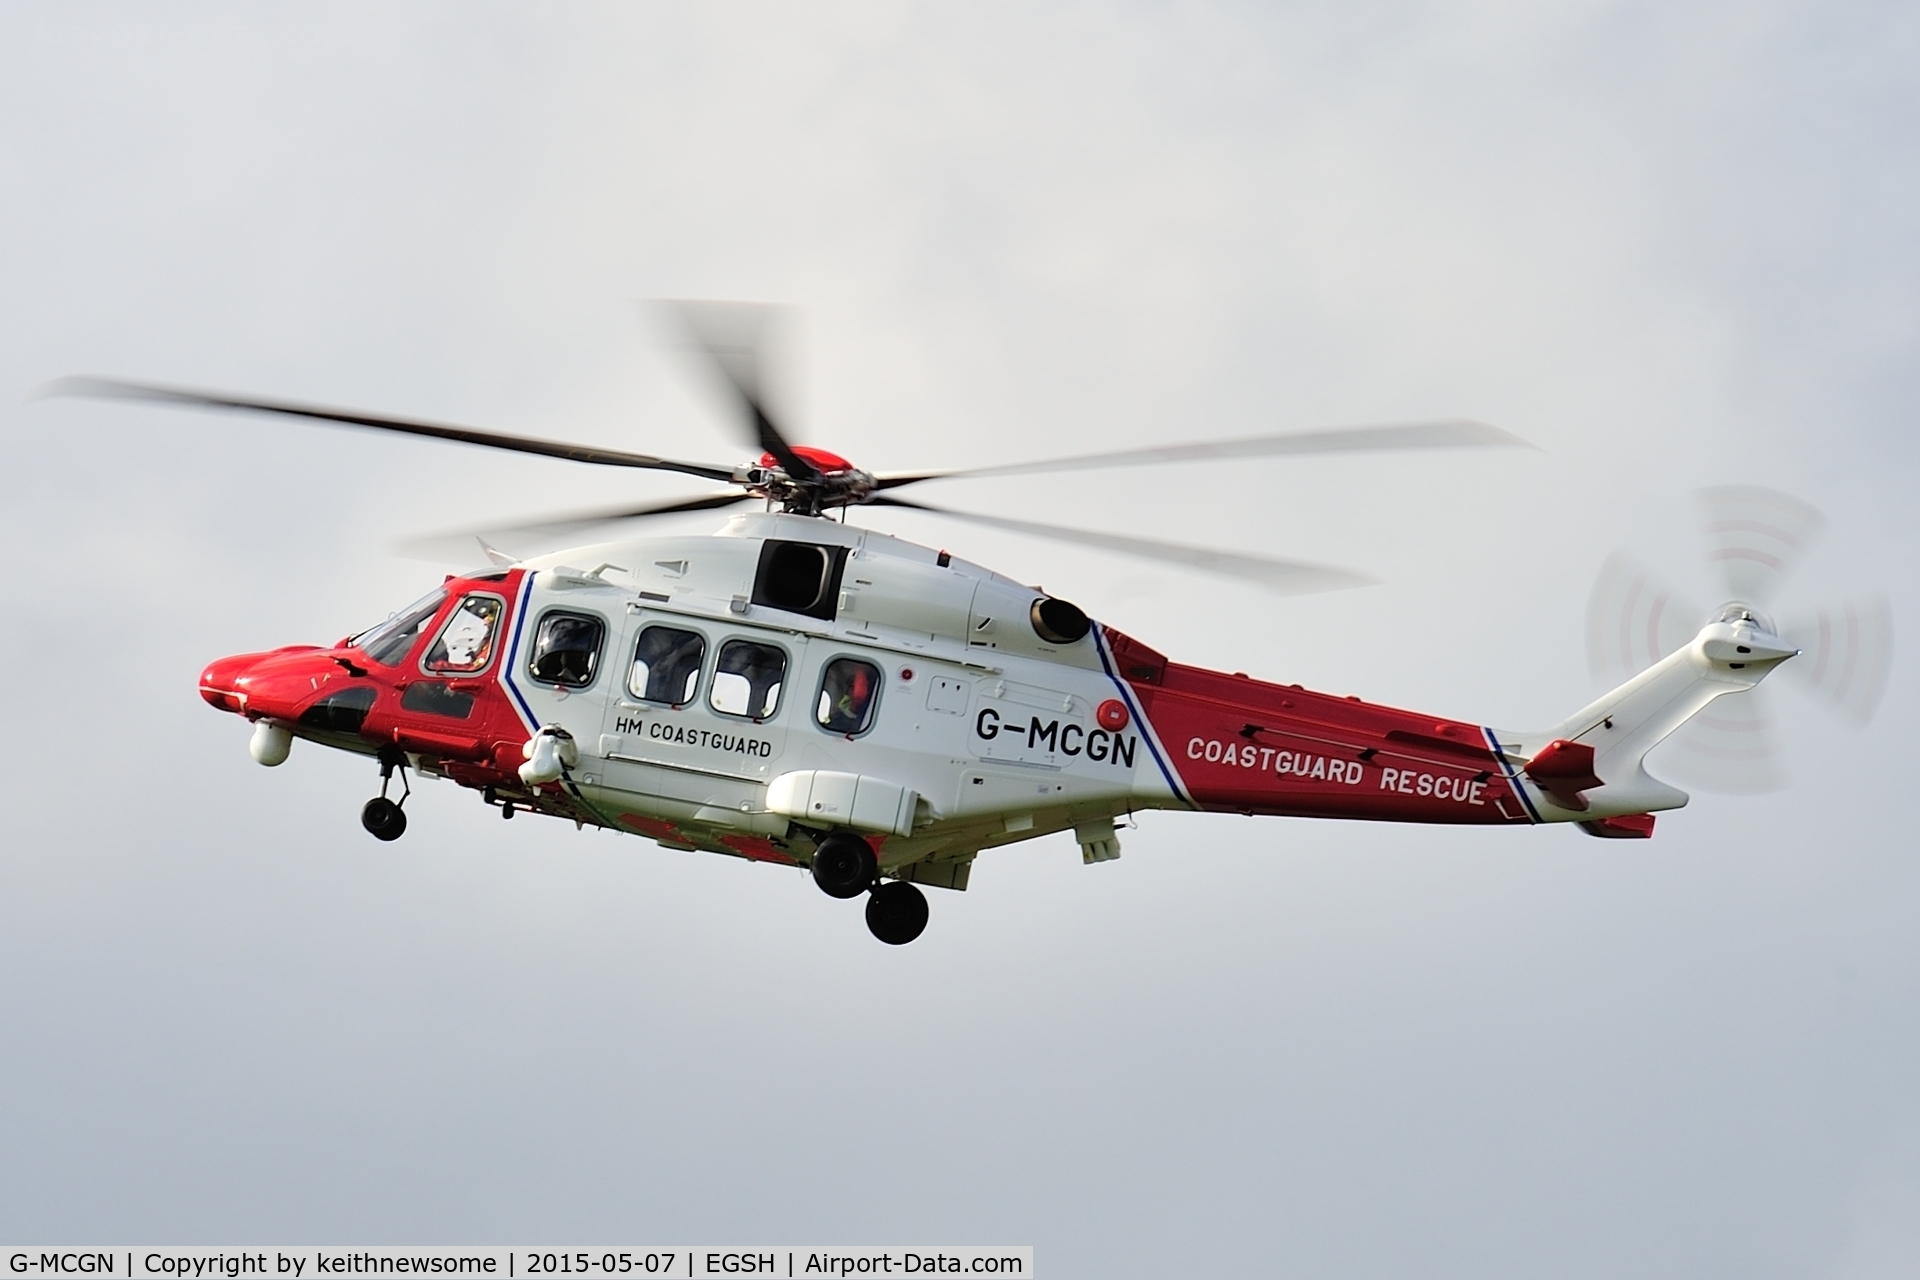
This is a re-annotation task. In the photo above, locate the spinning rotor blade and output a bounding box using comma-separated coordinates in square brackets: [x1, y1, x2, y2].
[1654, 684, 1785, 794]
[1585, 551, 1784, 792]
[1692, 485, 1891, 723]
[38, 376, 740, 483]
[393, 490, 754, 561]
[1585, 552, 1704, 685]
[868, 495, 1374, 594]
[655, 301, 820, 484]
[1780, 597, 1893, 726]
[1698, 485, 1827, 608]
[875, 419, 1530, 489]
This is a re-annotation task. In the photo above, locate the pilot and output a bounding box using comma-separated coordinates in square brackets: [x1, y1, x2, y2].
[429, 598, 501, 671]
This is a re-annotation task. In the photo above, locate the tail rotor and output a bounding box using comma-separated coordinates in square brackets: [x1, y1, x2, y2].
[1585, 486, 1892, 793]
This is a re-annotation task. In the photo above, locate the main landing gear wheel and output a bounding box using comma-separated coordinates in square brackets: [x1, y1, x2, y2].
[865, 881, 929, 946]
[361, 797, 407, 841]
[811, 832, 877, 899]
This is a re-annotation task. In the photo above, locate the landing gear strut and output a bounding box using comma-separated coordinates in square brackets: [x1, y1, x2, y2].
[361, 747, 410, 841]
[811, 832, 876, 899]
[866, 881, 929, 946]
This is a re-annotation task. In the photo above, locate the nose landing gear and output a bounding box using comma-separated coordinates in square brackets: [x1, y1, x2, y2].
[810, 832, 930, 945]
[361, 747, 410, 842]
[361, 798, 406, 841]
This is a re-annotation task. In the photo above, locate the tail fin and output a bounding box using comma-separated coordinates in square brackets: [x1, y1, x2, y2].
[1488, 610, 1797, 825]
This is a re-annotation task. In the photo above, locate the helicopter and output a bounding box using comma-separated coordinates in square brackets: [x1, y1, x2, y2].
[41, 303, 1803, 945]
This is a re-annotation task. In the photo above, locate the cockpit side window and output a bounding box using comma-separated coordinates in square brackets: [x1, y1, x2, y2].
[528, 611, 605, 687]
[816, 657, 881, 735]
[424, 594, 504, 674]
[710, 639, 786, 719]
[354, 588, 450, 667]
[629, 625, 706, 705]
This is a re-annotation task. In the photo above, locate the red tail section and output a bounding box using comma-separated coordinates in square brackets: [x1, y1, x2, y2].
[1106, 626, 1535, 826]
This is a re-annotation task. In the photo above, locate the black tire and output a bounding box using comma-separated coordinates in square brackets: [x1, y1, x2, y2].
[865, 880, 929, 946]
[361, 797, 407, 842]
[810, 832, 877, 899]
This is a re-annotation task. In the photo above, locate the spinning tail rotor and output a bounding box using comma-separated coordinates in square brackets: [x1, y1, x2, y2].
[1586, 486, 1892, 793]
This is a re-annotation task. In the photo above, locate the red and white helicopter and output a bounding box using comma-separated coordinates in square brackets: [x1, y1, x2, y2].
[45, 304, 1812, 945]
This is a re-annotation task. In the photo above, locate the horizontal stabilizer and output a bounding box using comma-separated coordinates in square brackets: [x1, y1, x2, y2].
[1524, 739, 1604, 810]
[1577, 814, 1656, 839]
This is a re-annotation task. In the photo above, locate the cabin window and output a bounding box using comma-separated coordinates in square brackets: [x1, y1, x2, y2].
[528, 611, 605, 687]
[752, 540, 847, 620]
[628, 625, 705, 705]
[354, 588, 449, 667]
[424, 594, 505, 673]
[816, 657, 881, 736]
[709, 639, 786, 719]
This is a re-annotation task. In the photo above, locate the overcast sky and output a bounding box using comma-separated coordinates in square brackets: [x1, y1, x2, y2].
[3, 4, 1917, 1276]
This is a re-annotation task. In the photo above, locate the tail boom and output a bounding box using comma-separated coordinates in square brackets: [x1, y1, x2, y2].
[1107, 613, 1795, 835]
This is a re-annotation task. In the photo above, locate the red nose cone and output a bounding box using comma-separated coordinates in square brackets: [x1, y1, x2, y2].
[200, 652, 264, 712]
[199, 645, 326, 716]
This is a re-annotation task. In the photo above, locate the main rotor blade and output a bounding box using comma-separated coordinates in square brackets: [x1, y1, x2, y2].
[38, 376, 741, 483]
[654, 301, 821, 485]
[867, 495, 1374, 594]
[874, 419, 1531, 489]
[393, 490, 753, 561]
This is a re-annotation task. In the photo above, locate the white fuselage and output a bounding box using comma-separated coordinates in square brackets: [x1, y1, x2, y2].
[498, 513, 1179, 876]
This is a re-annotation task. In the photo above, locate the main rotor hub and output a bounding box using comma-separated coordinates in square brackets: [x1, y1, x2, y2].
[737, 446, 876, 514]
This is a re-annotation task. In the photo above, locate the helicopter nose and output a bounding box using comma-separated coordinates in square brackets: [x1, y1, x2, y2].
[199, 647, 325, 716]
[200, 652, 263, 713]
